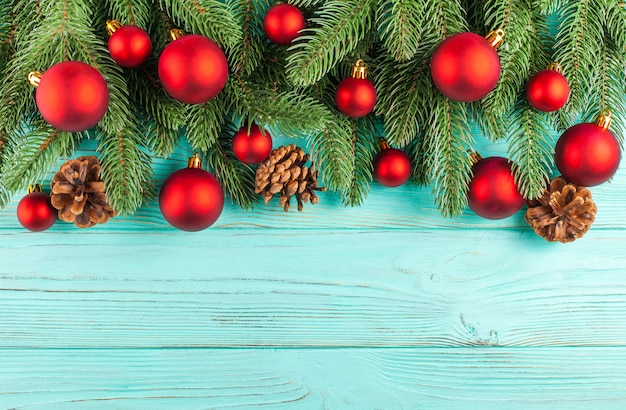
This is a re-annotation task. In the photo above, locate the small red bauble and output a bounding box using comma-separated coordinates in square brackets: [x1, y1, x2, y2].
[335, 60, 377, 118]
[263, 3, 305, 45]
[33, 61, 110, 132]
[106, 20, 152, 68]
[430, 30, 503, 102]
[467, 156, 524, 220]
[17, 188, 57, 232]
[526, 63, 570, 112]
[158, 33, 228, 104]
[232, 124, 273, 164]
[555, 110, 621, 187]
[373, 141, 412, 187]
[159, 154, 225, 232]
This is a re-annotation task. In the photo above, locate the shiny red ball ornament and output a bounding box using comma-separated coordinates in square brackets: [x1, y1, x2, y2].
[106, 20, 152, 68]
[159, 154, 225, 232]
[263, 3, 305, 45]
[158, 33, 228, 104]
[17, 187, 57, 232]
[467, 156, 524, 220]
[373, 140, 412, 187]
[430, 30, 504, 102]
[526, 62, 570, 112]
[555, 110, 621, 187]
[232, 124, 273, 164]
[32, 61, 110, 132]
[335, 60, 377, 118]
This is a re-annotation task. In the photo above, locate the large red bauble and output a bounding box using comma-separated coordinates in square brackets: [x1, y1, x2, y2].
[263, 4, 305, 46]
[373, 148, 412, 187]
[430, 32, 501, 102]
[232, 124, 272, 164]
[158, 34, 228, 104]
[335, 77, 377, 118]
[108, 25, 152, 68]
[17, 191, 57, 232]
[467, 157, 524, 220]
[554, 123, 621, 186]
[159, 167, 224, 231]
[526, 69, 570, 112]
[36, 61, 110, 132]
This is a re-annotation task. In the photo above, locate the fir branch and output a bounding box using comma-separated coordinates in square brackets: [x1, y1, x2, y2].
[96, 127, 155, 214]
[144, 117, 182, 158]
[290, 0, 325, 7]
[341, 117, 377, 206]
[106, 0, 153, 27]
[605, 0, 626, 52]
[185, 97, 226, 152]
[229, 0, 268, 76]
[376, 0, 425, 62]
[286, 0, 376, 86]
[535, 0, 561, 15]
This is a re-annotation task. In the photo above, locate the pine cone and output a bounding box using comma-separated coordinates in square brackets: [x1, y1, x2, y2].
[255, 144, 326, 211]
[50, 156, 116, 228]
[525, 176, 597, 243]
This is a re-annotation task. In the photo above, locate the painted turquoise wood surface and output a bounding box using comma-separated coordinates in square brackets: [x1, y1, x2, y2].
[1, 131, 626, 409]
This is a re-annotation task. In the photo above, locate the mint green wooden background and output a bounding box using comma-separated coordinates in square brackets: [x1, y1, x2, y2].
[1, 126, 626, 409]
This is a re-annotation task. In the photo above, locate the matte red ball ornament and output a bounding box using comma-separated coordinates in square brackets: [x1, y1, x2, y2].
[106, 20, 152, 68]
[467, 156, 524, 220]
[232, 124, 273, 164]
[158, 32, 228, 104]
[31, 61, 110, 132]
[526, 62, 570, 112]
[17, 186, 57, 232]
[430, 29, 504, 102]
[159, 154, 225, 231]
[373, 140, 412, 187]
[263, 3, 305, 45]
[335, 60, 377, 118]
[555, 110, 621, 187]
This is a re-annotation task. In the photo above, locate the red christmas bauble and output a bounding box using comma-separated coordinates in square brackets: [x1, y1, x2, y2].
[467, 156, 524, 220]
[555, 121, 621, 187]
[159, 161, 225, 232]
[35, 61, 110, 132]
[526, 66, 570, 112]
[430, 32, 501, 102]
[263, 4, 305, 45]
[373, 147, 412, 187]
[232, 124, 273, 164]
[108, 25, 152, 68]
[17, 191, 57, 232]
[158, 34, 228, 104]
[335, 77, 377, 118]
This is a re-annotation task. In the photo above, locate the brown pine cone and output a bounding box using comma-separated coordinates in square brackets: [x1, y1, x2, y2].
[255, 144, 326, 212]
[525, 176, 597, 243]
[50, 156, 116, 228]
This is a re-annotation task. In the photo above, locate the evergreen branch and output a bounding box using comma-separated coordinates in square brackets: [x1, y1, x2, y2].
[534, 0, 561, 15]
[605, 0, 626, 52]
[376, 0, 425, 62]
[341, 118, 377, 206]
[144, 117, 182, 158]
[96, 126, 155, 214]
[286, 0, 376, 86]
[185, 97, 226, 152]
[290, 0, 325, 7]
[106, 0, 153, 27]
[229, 0, 268, 76]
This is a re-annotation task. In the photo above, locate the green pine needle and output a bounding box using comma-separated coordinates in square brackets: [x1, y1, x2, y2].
[377, 0, 426, 62]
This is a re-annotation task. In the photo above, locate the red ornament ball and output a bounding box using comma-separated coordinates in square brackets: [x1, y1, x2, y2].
[526, 68, 570, 112]
[158, 34, 228, 104]
[35, 61, 110, 132]
[159, 165, 225, 232]
[373, 148, 412, 187]
[263, 4, 305, 45]
[232, 124, 273, 164]
[430, 32, 501, 102]
[555, 122, 621, 187]
[17, 191, 57, 232]
[335, 77, 377, 118]
[467, 156, 524, 220]
[108, 25, 152, 68]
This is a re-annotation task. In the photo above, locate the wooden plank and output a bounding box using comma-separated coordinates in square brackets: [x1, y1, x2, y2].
[1, 347, 625, 409]
[1, 229, 626, 348]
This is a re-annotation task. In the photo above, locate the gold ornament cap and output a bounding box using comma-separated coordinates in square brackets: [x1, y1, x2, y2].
[378, 138, 391, 151]
[595, 109, 612, 130]
[28, 184, 42, 194]
[106, 20, 122, 36]
[351, 59, 369, 80]
[469, 151, 483, 165]
[485, 29, 505, 49]
[547, 62, 563, 73]
[28, 71, 43, 87]
[169, 28, 185, 41]
[187, 153, 203, 169]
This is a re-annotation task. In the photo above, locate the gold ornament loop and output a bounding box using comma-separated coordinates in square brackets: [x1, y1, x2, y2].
[351, 59, 368, 80]
[547, 62, 563, 73]
[378, 138, 390, 151]
[187, 153, 203, 169]
[106, 20, 122, 36]
[28, 71, 43, 87]
[485, 29, 505, 49]
[169, 28, 185, 41]
[28, 184, 42, 194]
[595, 110, 612, 130]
